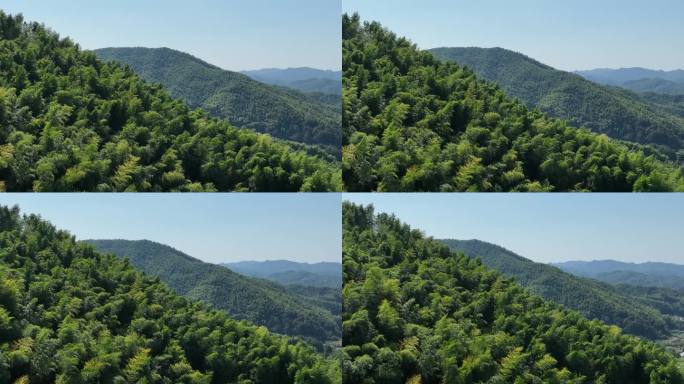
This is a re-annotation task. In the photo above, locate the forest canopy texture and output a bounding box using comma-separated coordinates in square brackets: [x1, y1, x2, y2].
[0, 11, 341, 192]
[341, 14, 684, 192]
[94, 48, 341, 149]
[0, 205, 340, 383]
[85, 239, 342, 347]
[342, 202, 684, 384]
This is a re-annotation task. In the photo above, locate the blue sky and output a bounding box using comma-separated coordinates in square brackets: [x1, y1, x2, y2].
[1, 0, 341, 71]
[343, 0, 684, 71]
[0, 194, 341, 264]
[344, 193, 684, 264]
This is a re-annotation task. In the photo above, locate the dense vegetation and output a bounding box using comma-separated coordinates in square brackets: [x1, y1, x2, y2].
[440, 239, 684, 339]
[95, 48, 341, 149]
[0, 206, 340, 383]
[342, 14, 684, 191]
[241, 68, 342, 96]
[429, 47, 684, 160]
[224, 260, 342, 289]
[86, 240, 341, 346]
[553, 260, 684, 291]
[0, 11, 341, 191]
[342, 202, 684, 383]
[622, 79, 684, 96]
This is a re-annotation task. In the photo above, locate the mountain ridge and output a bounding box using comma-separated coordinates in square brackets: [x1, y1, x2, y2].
[94, 46, 342, 148]
[342, 202, 684, 383]
[439, 239, 684, 339]
[429, 46, 684, 157]
[84, 239, 341, 344]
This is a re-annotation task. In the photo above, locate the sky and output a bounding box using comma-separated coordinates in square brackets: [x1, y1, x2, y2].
[343, 0, 684, 71]
[1, 0, 341, 71]
[344, 193, 684, 264]
[0, 194, 341, 264]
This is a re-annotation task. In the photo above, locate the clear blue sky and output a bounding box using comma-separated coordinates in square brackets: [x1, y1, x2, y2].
[343, 0, 684, 71]
[1, 0, 341, 71]
[344, 193, 684, 264]
[0, 194, 342, 264]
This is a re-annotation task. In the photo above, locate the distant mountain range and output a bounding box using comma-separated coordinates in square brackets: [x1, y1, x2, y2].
[84, 239, 341, 344]
[94, 47, 341, 149]
[241, 67, 342, 96]
[552, 259, 684, 290]
[222, 260, 342, 288]
[575, 68, 684, 96]
[429, 47, 684, 159]
[439, 239, 684, 340]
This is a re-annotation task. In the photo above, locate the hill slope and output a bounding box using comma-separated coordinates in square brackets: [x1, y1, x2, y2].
[0, 11, 340, 192]
[553, 260, 684, 290]
[95, 48, 341, 147]
[342, 203, 684, 383]
[0, 205, 339, 383]
[242, 67, 342, 96]
[428, 47, 684, 158]
[342, 14, 684, 192]
[439, 239, 684, 339]
[85, 239, 341, 344]
[223, 260, 342, 288]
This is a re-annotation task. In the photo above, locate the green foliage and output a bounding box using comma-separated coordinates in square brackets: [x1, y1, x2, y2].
[429, 47, 684, 159]
[85, 239, 341, 346]
[342, 13, 684, 191]
[0, 205, 341, 383]
[342, 202, 684, 384]
[95, 48, 341, 148]
[440, 239, 684, 340]
[0, 11, 341, 191]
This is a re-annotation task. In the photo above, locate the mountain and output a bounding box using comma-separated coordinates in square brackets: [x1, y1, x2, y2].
[223, 260, 342, 288]
[84, 239, 341, 345]
[0, 11, 340, 192]
[342, 203, 684, 383]
[553, 260, 684, 290]
[95, 48, 341, 149]
[428, 47, 684, 158]
[242, 67, 342, 96]
[341, 14, 684, 192]
[575, 68, 684, 86]
[0, 205, 339, 383]
[622, 78, 684, 96]
[439, 239, 684, 339]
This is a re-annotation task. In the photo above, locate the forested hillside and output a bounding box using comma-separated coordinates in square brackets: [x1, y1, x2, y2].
[553, 260, 684, 290]
[0, 205, 340, 383]
[224, 260, 342, 288]
[241, 68, 342, 96]
[0, 11, 341, 191]
[95, 48, 341, 148]
[85, 239, 341, 346]
[428, 47, 684, 160]
[440, 239, 684, 339]
[342, 202, 684, 383]
[342, 14, 684, 191]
